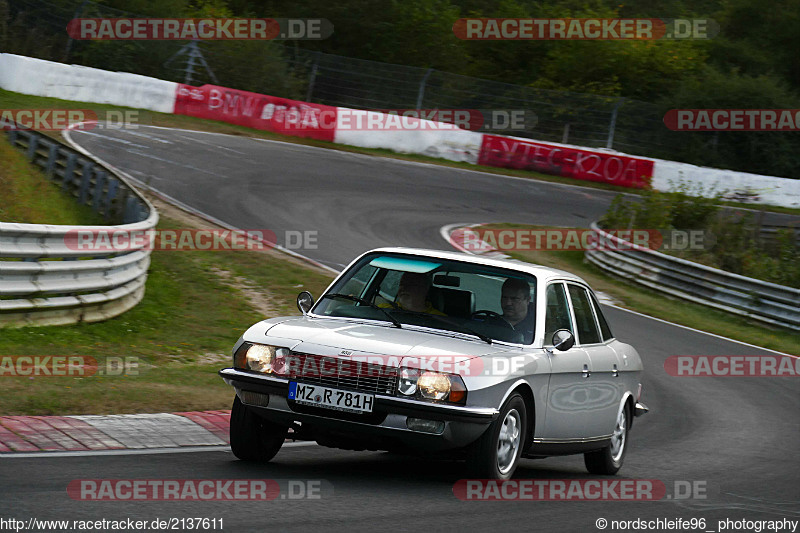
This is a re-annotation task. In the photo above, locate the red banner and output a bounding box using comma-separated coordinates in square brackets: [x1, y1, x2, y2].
[478, 135, 653, 188]
[173, 84, 336, 141]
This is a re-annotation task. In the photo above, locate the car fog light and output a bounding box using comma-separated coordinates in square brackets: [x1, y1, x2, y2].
[406, 418, 445, 434]
[240, 390, 270, 407]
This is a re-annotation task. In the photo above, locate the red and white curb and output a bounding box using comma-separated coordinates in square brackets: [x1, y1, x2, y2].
[0, 411, 231, 453]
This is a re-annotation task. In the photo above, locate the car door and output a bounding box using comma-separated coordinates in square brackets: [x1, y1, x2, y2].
[541, 282, 591, 441]
[565, 283, 622, 439]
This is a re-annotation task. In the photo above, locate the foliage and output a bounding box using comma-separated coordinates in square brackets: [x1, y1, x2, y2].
[600, 188, 800, 288]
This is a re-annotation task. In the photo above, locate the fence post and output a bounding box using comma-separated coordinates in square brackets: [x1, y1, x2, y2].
[562, 123, 570, 144]
[416, 68, 433, 111]
[606, 97, 625, 149]
[306, 51, 321, 102]
[63, 0, 88, 61]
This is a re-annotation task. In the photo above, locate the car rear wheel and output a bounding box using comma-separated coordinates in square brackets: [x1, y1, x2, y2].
[584, 402, 630, 475]
[230, 395, 288, 462]
[467, 393, 527, 480]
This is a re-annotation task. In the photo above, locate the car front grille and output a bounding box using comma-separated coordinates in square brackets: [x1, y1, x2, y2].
[285, 352, 397, 395]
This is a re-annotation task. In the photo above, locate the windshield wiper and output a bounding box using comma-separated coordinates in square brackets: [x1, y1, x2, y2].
[395, 310, 493, 344]
[321, 293, 402, 328]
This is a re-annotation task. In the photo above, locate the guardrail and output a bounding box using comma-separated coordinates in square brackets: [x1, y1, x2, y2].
[585, 222, 800, 331]
[0, 129, 158, 327]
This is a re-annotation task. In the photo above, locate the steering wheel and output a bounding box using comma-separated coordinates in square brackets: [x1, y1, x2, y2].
[471, 310, 514, 329]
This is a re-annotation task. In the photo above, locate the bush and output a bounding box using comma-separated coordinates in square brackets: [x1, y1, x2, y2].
[598, 188, 799, 288]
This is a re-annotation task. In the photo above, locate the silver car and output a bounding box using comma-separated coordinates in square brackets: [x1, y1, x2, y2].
[219, 247, 648, 479]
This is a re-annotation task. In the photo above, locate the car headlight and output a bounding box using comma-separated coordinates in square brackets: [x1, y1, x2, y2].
[234, 343, 290, 374]
[416, 371, 467, 405]
[418, 372, 450, 400]
[398, 367, 419, 396]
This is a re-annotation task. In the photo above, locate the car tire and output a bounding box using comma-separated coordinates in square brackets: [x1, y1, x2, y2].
[584, 402, 630, 475]
[466, 393, 527, 480]
[230, 395, 288, 462]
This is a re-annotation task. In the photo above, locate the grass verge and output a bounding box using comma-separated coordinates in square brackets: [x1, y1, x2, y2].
[482, 223, 800, 355]
[0, 197, 335, 415]
[0, 135, 105, 224]
[1, 88, 798, 216]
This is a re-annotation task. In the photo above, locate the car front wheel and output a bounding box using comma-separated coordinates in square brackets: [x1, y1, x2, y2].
[584, 402, 630, 475]
[467, 393, 527, 480]
[230, 395, 288, 462]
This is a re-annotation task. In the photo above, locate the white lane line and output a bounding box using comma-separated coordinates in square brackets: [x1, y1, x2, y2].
[70, 129, 148, 149]
[439, 223, 796, 357]
[0, 441, 318, 459]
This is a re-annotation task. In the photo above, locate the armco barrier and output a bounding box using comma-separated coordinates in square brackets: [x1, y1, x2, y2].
[585, 222, 800, 331]
[0, 129, 158, 327]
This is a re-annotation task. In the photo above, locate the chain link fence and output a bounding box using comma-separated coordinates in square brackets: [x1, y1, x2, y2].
[4, 0, 798, 177]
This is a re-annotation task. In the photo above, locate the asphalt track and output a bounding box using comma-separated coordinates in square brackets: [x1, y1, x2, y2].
[3, 125, 796, 532]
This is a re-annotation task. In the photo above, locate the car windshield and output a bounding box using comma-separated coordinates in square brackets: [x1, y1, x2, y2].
[313, 252, 537, 344]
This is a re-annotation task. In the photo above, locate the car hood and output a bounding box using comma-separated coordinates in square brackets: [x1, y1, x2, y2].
[245, 316, 514, 362]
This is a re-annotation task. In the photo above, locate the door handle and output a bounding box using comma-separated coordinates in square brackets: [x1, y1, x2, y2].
[612, 364, 619, 377]
[582, 364, 591, 378]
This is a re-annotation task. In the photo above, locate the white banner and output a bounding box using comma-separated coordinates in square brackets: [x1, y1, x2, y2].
[0, 54, 177, 113]
[334, 109, 483, 164]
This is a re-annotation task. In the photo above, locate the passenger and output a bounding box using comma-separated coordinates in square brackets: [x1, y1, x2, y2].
[392, 272, 445, 315]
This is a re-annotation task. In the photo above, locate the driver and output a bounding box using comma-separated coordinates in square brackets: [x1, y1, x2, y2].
[501, 278, 535, 343]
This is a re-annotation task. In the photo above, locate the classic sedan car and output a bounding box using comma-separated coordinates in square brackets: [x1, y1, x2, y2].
[219, 247, 647, 479]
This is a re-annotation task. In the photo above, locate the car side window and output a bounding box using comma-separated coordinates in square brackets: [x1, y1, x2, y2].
[567, 284, 601, 345]
[589, 291, 614, 341]
[544, 283, 573, 345]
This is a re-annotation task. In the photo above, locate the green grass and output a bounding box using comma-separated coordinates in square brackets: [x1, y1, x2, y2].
[0, 135, 105, 224]
[482, 223, 800, 355]
[0, 213, 335, 415]
[1, 88, 797, 216]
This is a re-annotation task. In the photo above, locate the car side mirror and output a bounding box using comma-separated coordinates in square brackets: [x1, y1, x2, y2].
[297, 291, 314, 315]
[552, 329, 575, 351]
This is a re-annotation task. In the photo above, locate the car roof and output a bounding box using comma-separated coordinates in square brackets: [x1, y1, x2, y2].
[364, 247, 589, 285]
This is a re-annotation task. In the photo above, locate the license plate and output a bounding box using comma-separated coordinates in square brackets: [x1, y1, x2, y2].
[288, 382, 374, 413]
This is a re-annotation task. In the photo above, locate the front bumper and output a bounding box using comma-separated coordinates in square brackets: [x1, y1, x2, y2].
[219, 368, 498, 451]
